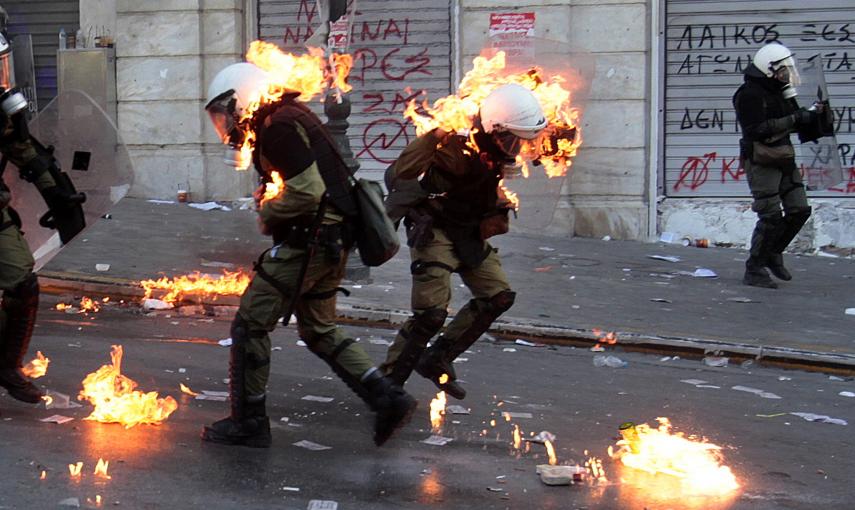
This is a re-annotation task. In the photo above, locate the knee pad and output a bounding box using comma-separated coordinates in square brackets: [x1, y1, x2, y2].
[412, 307, 448, 338]
[489, 290, 516, 314]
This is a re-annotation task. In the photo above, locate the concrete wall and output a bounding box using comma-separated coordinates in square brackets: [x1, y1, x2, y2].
[458, 0, 651, 240]
[111, 0, 254, 201]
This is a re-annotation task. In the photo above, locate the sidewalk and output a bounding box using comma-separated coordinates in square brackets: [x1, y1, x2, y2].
[40, 198, 855, 369]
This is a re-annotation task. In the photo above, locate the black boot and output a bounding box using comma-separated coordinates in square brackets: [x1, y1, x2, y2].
[387, 308, 447, 387]
[765, 207, 811, 282]
[766, 253, 792, 281]
[416, 336, 466, 400]
[0, 273, 44, 403]
[364, 370, 417, 446]
[743, 216, 780, 289]
[743, 258, 778, 289]
[202, 316, 271, 448]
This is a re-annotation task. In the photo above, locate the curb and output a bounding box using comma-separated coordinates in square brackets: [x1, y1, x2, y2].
[37, 270, 855, 373]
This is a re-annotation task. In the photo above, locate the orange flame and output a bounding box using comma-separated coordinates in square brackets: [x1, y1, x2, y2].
[429, 389, 447, 433]
[404, 51, 582, 178]
[608, 418, 739, 496]
[56, 296, 103, 314]
[544, 439, 558, 466]
[22, 351, 50, 378]
[592, 328, 618, 350]
[94, 458, 111, 479]
[139, 269, 251, 306]
[231, 41, 353, 165]
[512, 424, 522, 450]
[179, 383, 199, 397]
[69, 462, 83, 479]
[585, 451, 608, 483]
[259, 171, 286, 207]
[40, 470, 46, 480]
[78, 345, 178, 429]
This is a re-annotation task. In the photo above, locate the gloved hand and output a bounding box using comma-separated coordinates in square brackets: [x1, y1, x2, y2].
[41, 185, 84, 211]
[793, 107, 817, 127]
[479, 209, 510, 240]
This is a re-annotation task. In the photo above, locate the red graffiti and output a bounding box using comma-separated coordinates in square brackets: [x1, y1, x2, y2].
[381, 48, 431, 81]
[360, 90, 424, 115]
[720, 156, 744, 183]
[674, 152, 716, 191]
[357, 119, 412, 164]
[826, 167, 855, 193]
[356, 18, 410, 44]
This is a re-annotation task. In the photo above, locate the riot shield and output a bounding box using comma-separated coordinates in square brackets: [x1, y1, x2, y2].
[4, 90, 134, 269]
[490, 38, 592, 231]
[11, 34, 38, 120]
[794, 55, 844, 191]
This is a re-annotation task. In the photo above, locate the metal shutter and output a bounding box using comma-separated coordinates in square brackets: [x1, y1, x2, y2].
[4, 0, 79, 110]
[258, 0, 452, 180]
[663, 0, 855, 197]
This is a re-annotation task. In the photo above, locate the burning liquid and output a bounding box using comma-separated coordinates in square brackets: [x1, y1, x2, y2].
[259, 171, 286, 207]
[78, 345, 178, 429]
[429, 387, 447, 433]
[93, 458, 111, 479]
[180, 383, 199, 397]
[140, 269, 251, 305]
[22, 351, 50, 378]
[404, 51, 582, 178]
[56, 296, 105, 314]
[609, 418, 739, 496]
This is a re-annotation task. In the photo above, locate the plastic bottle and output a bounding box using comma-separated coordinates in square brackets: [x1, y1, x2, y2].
[59, 28, 67, 50]
[593, 354, 628, 368]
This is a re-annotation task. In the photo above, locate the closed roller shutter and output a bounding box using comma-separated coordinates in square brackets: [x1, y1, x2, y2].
[4, 0, 79, 110]
[258, 0, 452, 179]
[664, 0, 855, 197]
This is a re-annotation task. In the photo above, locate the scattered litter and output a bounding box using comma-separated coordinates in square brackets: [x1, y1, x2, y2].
[40, 415, 74, 424]
[740, 360, 754, 369]
[188, 201, 231, 211]
[538, 246, 555, 252]
[503, 348, 517, 353]
[696, 384, 721, 389]
[293, 440, 332, 451]
[502, 412, 533, 419]
[369, 338, 392, 346]
[280, 417, 290, 423]
[200, 260, 235, 269]
[731, 385, 782, 399]
[218, 338, 233, 347]
[514, 339, 538, 347]
[650, 298, 672, 303]
[195, 390, 229, 402]
[790, 412, 847, 426]
[446, 405, 470, 415]
[272, 346, 283, 351]
[756, 413, 787, 418]
[593, 355, 627, 368]
[486, 487, 505, 492]
[602, 235, 611, 241]
[280, 486, 300, 492]
[452, 357, 468, 363]
[647, 255, 681, 263]
[590, 345, 605, 352]
[302, 395, 334, 403]
[58, 497, 80, 508]
[534, 266, 553, 272]
[143, 298, 173, 311]
[778, 376, 792, 381]
[526, 430, 556, 444]
[829, 375, 845, 381]
[692, 268, 718, 278]
[95, 263, 110, 272]
[846, 308, 855, 316]
[537, 464, 586, 485]
[147, 199, 175, 205]
[727, 297, 757, 303]
[422, 435, 453, 446]
[296, 341, 307, 347]
[659, 356, 680, 362]
[44, 390, 82, 409]
[839, 391, 855, 398]
[178, 368, 186, 374]
[703, 356, 729, 367]
[659, 232, 678, 243]
[680, 379, 708, 386]
[307, 500, 338, 510]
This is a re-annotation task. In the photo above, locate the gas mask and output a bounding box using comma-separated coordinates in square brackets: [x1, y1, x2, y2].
[774, 64, 800, 100]
[206, 95, 251, 170]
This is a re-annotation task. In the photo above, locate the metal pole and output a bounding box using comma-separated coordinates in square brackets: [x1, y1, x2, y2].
[324, 91, 371, 282]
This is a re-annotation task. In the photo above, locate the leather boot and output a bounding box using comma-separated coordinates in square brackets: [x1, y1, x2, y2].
[0, 274, 44, 403]
[364, 370, 417, 446]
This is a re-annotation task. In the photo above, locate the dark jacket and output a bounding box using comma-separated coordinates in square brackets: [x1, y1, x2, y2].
[733, 64, 799, 146]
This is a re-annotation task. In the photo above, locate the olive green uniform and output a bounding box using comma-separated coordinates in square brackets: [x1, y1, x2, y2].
[381, 130, 516, 398]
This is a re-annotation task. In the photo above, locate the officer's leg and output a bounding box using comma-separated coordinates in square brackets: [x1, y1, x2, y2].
[201, 249, 299, 447]
[744, 162, 783, 289]
[380, 238, 455, 388]
[767, 164, 811, 281]
[0, 215, 44, 403]
[299, 254, 416, 446]
[417, 247, 515, 400]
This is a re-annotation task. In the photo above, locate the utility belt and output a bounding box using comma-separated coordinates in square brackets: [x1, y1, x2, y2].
[272, 216, 352, 262]
[740, 133, 794, 167]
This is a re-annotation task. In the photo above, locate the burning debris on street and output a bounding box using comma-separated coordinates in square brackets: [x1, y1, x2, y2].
[22, 351, 50, 378]
[139, 270, 251, 306]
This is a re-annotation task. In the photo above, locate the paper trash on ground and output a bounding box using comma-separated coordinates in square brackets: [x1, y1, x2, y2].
[515, 339, 539, 347]
[422, 435, 454, 446]
[40, 415, 74, 424]
[790, 412, 847, 426]
[307, 500, 338, 510]
[188, 201, 232, 211]
[732, 385, 782, 399]
[293, 440, 333, 451]
[502, 411, 533, 419]
[446, 405, 471, 415]
[301, 395, 335, 403]
[218, 338, 233, 347]
[647, 254, 681, 263]
[526, 430, 556, 444]
[143, 298, 173, 311]
[692, 268, 718, 278]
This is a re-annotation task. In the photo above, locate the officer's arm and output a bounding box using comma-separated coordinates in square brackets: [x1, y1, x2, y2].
[735, 89, 797, 140]
[393, 128, 448, 180]
[257, 123, 325, 228]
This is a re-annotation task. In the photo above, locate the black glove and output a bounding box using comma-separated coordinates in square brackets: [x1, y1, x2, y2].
[793, 108, 817, 127]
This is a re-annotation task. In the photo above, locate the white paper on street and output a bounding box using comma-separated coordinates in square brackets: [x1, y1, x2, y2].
[40, 414, 74, 424]
[301, 395, 335, 403]
[293, 440, 333, 451]
[502, 411, 533, 419]
[307, 500, 338, 510]
[731, 385, 782, 399]
[790, 412, 848, 426]
[421, 435, 454, 446]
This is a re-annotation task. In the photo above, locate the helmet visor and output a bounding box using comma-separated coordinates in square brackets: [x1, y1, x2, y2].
[0, 44, 13, 91]
[206, 98, 237, 144]
[492, 130, 524, 158]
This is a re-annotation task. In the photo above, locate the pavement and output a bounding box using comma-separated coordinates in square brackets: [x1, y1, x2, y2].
[38, 198, 855, 371]
[4, 306, 854, 509]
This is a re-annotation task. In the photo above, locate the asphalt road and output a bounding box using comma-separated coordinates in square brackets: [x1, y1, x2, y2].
[1, 298, 853, 509]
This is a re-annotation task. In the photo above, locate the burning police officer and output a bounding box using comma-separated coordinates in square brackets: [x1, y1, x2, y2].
[201, 62, 416, 448]
[380, 84, 549, 400]
[0, 6, 85, 408]
[734, 42, 832, 288]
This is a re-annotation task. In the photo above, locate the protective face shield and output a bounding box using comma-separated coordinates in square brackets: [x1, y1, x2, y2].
[753, 43, 800, 98]
[479, 83, 548, 157]
[0, 32, 13, 91]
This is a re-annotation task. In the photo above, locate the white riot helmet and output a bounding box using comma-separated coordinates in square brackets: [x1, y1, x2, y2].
[0, 13, 28, 115]
[753, 43, 799, 98]
[479, 83, 548, 157]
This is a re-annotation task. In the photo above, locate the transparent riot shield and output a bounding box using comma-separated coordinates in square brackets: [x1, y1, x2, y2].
[490, 38, 592, 231]
[4, 90, 134, 269]
[794, 55, 844, 191]
[11, 34, 38, 120]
